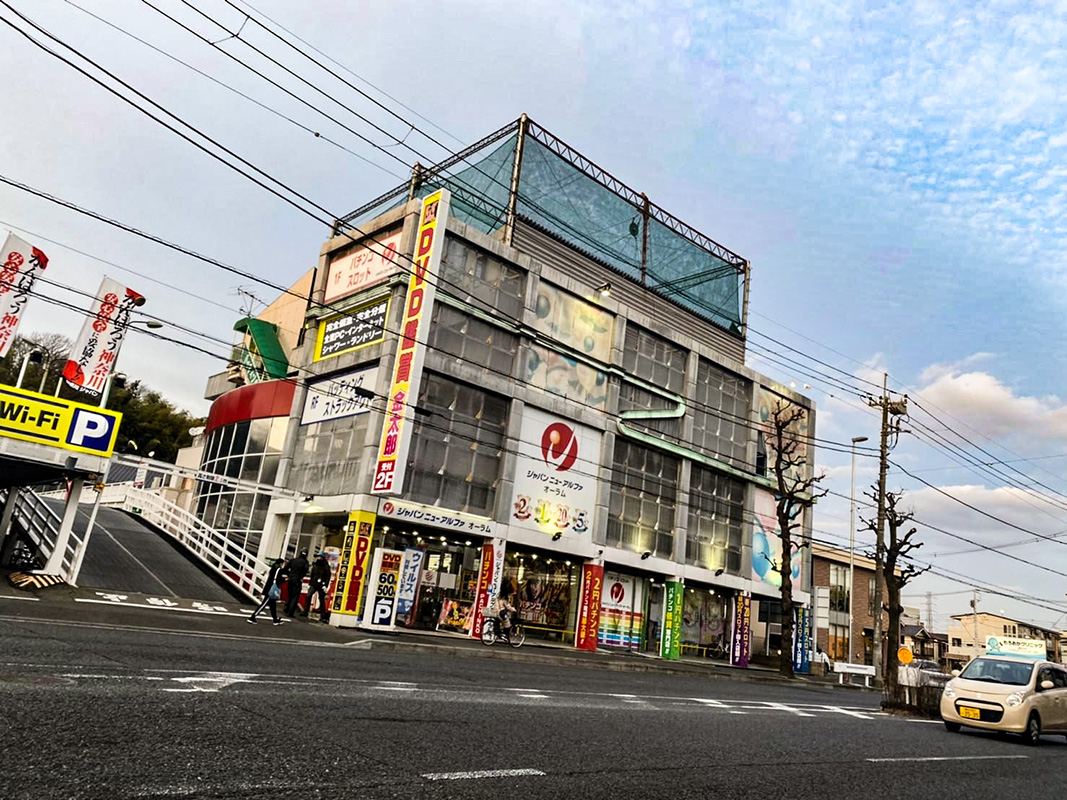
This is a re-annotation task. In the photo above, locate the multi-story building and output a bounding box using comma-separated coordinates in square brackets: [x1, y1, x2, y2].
[811, 543, 887, 665]
[946, 612, 1062, 669]
[194, 116, 816, 663]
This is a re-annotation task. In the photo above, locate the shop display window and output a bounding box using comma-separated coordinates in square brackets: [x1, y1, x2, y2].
[681, 587, 729, 658]
[504, 550, 580, 642]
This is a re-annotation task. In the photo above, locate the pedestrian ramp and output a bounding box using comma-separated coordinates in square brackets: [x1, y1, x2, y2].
[43, 499, 239, 603]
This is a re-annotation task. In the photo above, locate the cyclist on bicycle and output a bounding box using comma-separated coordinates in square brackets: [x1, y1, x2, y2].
[493, 579, 518, 637]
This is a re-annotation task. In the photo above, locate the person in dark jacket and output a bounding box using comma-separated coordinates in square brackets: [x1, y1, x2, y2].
[284, 549, 310, 617]
[302, 552, 332, 622]
[248, 558, 287, 625]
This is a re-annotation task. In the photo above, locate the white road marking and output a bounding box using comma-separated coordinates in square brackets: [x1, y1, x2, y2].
[0, 595, 39, 601]
[519, 693, 549, 699]
[867, 755, 1028, 763]
[763, 702, 815, 717]
[378, 686, 417, 691]
[729, 711, 747, 715]
[161, 671, 256, 693]
[422, 769, 546, 781]
[692, 698, 727, 707]
[820, 705, 872, 720]
[906, 719, 944, 724]
[74, 599, 248, 617]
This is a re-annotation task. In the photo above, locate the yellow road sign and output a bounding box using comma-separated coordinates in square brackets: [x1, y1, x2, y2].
[0, 383, 121, 457]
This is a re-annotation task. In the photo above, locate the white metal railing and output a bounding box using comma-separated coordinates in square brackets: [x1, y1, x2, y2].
[100, 483, 264, 601]
[2, 486, 79, 576]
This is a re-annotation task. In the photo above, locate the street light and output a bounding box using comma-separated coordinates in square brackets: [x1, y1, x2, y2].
[15, 347, 43, 389]
[849, 435, 869, 663]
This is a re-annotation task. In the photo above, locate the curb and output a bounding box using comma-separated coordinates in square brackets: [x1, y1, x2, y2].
[359, 637, 877, 692]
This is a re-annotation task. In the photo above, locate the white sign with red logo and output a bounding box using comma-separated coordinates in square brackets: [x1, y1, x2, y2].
[0, 232, 48, 358]
[62, 276, 144, 399]
[510, 406, 601, 536]
[324, 229, 403, 304]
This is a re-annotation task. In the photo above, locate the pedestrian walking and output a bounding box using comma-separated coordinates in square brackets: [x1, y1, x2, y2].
[302, 551, 332, 622]
[285, 549, 310, 617]
[248, 558, 288, 626]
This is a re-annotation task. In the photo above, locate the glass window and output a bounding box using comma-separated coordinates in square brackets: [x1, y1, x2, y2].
[440, 235, 525, 320]
[248, 418, 270, 454]
[606, 439, 678, 558]
[686, 466, 744, 574]
[616, 382, 682, 440]
[829, 623, 849, 661]
[869, 576, 878, 618]
[406, 374, 509, 515]
[829, 563, 850, 613]
[622, 323, 686, 393]
[230, 421, 250, 458]
[692, 359, 750, 468]
[429, 304, 518, 378]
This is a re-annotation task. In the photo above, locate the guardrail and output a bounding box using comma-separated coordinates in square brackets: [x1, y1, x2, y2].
[100, 483, 264, 602]
[1, 486, 78, 578]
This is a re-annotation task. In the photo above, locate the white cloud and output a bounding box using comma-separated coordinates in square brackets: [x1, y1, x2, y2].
[918, 352, 995, 384]
[918, 370, 1067, 440]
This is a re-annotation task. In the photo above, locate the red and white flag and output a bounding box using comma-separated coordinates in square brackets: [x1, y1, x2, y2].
[0, 232, 49, 358]
[62, 276, 144, 398]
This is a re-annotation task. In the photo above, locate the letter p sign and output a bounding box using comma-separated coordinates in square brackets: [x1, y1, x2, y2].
[66, 408, 117, 455]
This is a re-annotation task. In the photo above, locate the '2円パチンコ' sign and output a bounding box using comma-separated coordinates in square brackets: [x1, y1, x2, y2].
[371, 190, 450, 495]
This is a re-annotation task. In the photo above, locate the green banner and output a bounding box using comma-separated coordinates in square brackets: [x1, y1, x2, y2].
[660, 581, 684, 660]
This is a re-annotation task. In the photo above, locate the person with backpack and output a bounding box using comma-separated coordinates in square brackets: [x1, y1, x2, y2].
[248, 558, 288, 626]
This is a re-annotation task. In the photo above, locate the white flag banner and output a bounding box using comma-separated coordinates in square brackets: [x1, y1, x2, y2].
[0, 232, 49, 358]
[62, 276, 144, 398]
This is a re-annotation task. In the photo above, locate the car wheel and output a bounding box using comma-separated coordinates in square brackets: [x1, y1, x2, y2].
[944, 720, 961, 733]
[1022, 712, 1041, 746]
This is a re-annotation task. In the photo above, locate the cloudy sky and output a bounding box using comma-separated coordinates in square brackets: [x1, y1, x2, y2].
[3, 0, 1067, 630]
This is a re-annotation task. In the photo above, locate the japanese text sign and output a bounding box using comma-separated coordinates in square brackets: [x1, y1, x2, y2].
[334, 510, 376, 619]
[575, 562, 604, 651]
[314, 296, 388, 361]
[324, 229, 403, 304]
[731, 593, 751, 668]
[0, 232, 48, 358]
[661, 581, 684, 660]
[301, 365, 379, 426]
[62, 276, 144, 399]
[372, 190, 450, 495]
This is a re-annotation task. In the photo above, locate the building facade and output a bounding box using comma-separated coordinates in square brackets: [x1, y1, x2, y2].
[811, 544, 887, 665]
[198, 117, 817, 663]
[946, 612, 1062, 669]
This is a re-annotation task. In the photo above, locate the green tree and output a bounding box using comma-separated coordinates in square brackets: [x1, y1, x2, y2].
[0, 331, 203, 462]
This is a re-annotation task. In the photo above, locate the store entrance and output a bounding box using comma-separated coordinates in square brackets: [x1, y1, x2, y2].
[380, 529, 483, 634]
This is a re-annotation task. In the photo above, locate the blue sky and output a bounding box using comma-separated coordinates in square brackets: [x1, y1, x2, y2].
[3, 0, 1067, 629]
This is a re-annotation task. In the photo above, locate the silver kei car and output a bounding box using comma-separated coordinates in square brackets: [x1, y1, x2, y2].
[941, 654, 1067, 744]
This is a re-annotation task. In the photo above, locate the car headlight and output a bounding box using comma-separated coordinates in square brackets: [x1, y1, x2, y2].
[943, 685, 956, 699]
[1006, 691, 1025, 707]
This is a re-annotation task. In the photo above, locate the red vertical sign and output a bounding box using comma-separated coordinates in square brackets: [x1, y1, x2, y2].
[470, 543, 495, 640]
[575, 563, 604, 651]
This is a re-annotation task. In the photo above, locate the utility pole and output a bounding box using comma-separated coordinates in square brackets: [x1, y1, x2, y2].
[971, 590, 980, 653]
[926, 590, 934, 631]
[867, 373, 907, 686]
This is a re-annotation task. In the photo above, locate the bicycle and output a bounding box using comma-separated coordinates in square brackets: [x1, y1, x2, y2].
[480, 613, 526, 648]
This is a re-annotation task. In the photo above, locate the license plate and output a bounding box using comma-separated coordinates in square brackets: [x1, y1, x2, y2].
[959, 706, 981, 720]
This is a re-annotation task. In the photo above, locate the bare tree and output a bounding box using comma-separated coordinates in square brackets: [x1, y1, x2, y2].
[766, 398, 826, 678]
[862, 488, 928, 696]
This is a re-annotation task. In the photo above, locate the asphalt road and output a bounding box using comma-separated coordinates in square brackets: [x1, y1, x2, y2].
[1, 608, 1065, 799]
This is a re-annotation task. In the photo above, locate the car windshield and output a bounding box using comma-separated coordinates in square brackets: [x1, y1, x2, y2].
[959, 658, 1035, 686]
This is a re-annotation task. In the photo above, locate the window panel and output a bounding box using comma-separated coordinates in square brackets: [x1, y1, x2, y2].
[692, 358, 751, 468]
[686, 466, 744, 574]
[622, 324, 686, 393]
[607, 439, 678, 558]
[440, 236, 525, 321]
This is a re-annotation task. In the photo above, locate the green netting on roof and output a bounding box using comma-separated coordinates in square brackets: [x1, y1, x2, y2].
[418, 134, 516, 236]
[516, 138, 644, 279]
[646, 218, 742, 331]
